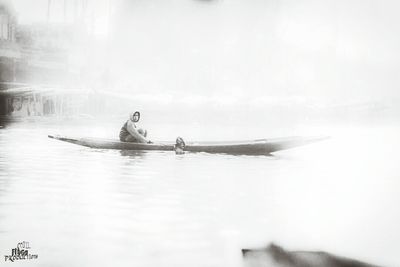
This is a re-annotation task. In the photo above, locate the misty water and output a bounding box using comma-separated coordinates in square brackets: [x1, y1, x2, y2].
[0, 117, 399, 267]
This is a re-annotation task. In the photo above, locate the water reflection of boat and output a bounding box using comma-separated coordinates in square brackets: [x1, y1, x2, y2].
[48, 135, 328, 155]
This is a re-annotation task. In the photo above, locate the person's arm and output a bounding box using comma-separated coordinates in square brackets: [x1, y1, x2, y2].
[126, 120, 149, 143]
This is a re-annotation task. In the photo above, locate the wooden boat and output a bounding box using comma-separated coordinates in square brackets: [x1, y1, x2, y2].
[48, 135, 328, 155]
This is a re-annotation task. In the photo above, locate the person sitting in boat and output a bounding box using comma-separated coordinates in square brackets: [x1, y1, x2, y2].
[119, 111, 151, 143]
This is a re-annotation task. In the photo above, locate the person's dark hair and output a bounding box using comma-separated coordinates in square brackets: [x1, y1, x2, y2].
[130, 111, 140, 122]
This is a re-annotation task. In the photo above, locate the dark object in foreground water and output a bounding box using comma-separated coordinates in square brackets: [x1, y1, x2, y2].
[48, 135, 328, 155]
[242, 243, 381, 267]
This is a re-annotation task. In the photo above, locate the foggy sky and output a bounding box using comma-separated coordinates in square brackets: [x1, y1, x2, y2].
[10, 0, 400, 104]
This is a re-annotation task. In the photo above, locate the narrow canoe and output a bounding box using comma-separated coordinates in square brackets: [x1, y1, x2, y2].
[48, 135, 328, 155]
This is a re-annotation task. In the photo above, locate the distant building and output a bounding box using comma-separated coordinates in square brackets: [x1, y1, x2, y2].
[0, 0, 107, 117]
[16, 24, 74, 85]
[0, 2, 16, 41]
[0, 2, 19, 83]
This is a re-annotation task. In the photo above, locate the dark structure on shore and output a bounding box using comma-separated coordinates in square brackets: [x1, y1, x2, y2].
[0, 0, 103, 117]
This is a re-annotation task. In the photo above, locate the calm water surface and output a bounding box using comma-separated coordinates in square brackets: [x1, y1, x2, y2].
[0, 118, 399, 267]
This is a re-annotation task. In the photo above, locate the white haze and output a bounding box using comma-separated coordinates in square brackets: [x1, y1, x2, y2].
[111, 0, 400, 104]
[8, 0, 400, 122]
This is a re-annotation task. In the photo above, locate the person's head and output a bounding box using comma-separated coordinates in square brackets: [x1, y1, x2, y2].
[175, 136, 185, 149]
[130, 111, 140, 122]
